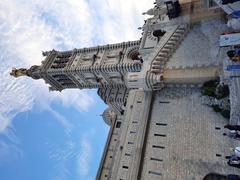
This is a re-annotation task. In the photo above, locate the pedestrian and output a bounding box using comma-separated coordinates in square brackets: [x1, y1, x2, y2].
[224, 124, 240, 131]
[227, 174, 240, 180]
[227, 154, 240, 168]
[223, 130, 240, 140]
[234, 147, 240, 157]
[227, 50, 240, 62]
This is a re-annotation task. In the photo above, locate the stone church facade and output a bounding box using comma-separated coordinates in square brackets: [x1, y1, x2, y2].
[11, 0, 240, 179]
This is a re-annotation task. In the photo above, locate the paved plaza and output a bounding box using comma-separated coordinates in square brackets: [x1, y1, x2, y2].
[140, 87, 239, 179]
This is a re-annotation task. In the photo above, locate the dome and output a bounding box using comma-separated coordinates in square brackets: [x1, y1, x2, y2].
[102, 108, 116, 126]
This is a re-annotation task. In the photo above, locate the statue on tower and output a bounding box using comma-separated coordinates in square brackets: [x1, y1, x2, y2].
[10, 65, 41, 79]
[10, 68, 28, 78]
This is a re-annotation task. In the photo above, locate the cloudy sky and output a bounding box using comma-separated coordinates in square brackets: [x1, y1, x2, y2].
[0, 0, 154, 179]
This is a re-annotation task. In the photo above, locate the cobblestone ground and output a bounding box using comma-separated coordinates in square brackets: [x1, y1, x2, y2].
[141, 87, 239, 180]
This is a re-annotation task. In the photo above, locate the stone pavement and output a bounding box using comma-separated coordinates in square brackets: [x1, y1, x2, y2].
[140, 87, 239, 180]
[166, 18, 227, 69]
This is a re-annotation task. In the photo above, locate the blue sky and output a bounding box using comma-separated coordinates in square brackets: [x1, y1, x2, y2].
[0, 0, 153, 179]
[0, 90, 108, 180]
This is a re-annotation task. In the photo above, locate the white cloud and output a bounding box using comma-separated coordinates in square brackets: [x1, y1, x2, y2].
[77, 139, 92, 177]
[91, 0, 154, 43]
[52, 89, 94, 112]
[0, 55, 34, 133]
[0, 0, 154, 133]
[0, 140, 23, 167]
[46, 130, 95, 179]
[77, 130, 95, 178]
[0, 0, 98, 133]
[47, 140, 77, 180]
[30, 80, 94, 132]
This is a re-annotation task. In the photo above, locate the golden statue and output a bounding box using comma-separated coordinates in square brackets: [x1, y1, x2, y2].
[10, 68, 28, 78]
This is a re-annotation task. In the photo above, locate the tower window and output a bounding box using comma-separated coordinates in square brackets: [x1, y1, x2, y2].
[128, 48, 142, 62]
[153, 29, 166, 42]
[154, 133, 166, 137]
[150, 157, 163, 162]
[156, 123, 167, 126]
[148, 171, 162, 176]
[152, 145, 165, 149]
[153, 30, 166, 38]
[116, 121, 121, 128]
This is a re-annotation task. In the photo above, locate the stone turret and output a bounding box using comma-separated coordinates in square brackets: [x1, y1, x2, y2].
[101, 108, 117, 126]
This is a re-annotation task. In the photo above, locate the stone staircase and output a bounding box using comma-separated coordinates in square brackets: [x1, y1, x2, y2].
[150, 24, 189, 74]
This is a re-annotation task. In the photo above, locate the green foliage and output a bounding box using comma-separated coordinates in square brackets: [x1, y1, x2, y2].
[202, 87, 216, 97]
[212, 105, 222, 112]
[201, 80, 219, 97]
[201, 80, 229, 99]
[202, 80, 219, 88]
[215, 85, 229, 99]
[221, 110, 230, 119]
[211, 105, 230, 119]
[202, 80, 230, 119]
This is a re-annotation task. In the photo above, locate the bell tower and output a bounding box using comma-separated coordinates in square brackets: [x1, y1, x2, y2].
[11, 0, 240, 179]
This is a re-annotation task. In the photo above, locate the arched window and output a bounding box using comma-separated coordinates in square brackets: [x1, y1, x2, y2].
[153, 29, 166, 41]
[129, 50, 140, 61]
